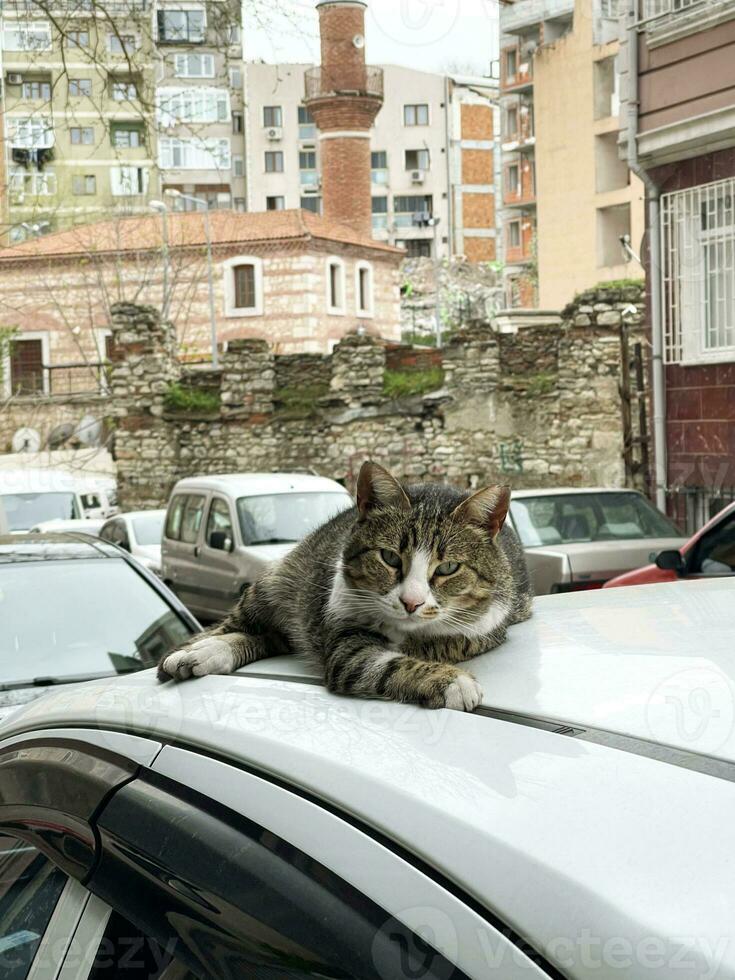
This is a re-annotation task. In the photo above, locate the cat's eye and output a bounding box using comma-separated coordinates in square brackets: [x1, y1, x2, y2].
[380, 549, 402, 569]
[435, 560, 460, 576]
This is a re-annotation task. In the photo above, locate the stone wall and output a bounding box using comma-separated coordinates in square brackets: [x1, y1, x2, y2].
[102, 284, 648, 510]
[400, 257, 504, 342]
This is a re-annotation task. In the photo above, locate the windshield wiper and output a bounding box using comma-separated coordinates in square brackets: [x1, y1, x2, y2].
[248, 537, 299, 545]
[0, 668, 141, 692]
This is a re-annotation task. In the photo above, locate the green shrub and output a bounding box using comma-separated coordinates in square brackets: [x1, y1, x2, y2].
[593, 278, 645, 290]
[383, 366, 444, 399]
[526, 372, 557, 397]
[274, 383, 328, 418]
[163, 382, 220, 414]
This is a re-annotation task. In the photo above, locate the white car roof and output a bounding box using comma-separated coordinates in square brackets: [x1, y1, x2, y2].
[510, 486, 645, 498]
[111, 509, 166, 522]
[4, 578, 735, 979]
[171, 472, 351, 498]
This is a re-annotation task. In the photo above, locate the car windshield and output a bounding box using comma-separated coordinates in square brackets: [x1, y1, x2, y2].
[132, 513, 165, 546]
[237, 492, 352, 545]
[510, 492, 681, 547]
[0, 492, 80, 533]
[0, 559, 195, 685]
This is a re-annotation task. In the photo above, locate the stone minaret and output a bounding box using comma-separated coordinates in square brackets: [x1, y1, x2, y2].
[304, 1, 383, 238]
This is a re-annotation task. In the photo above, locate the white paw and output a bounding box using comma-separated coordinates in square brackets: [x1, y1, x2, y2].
[160, 636, 239, 680]
[443, 673, 483, 712]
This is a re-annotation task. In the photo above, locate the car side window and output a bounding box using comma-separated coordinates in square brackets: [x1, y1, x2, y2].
[99, 522, 116, 543]
[164, 496, 186, 541]
[0, 835, 68, 980]
[205, 497, 233, 547]
[691, 513, 735, 574]
[88, 909, 197, 980]
[179, 496, 206, 545]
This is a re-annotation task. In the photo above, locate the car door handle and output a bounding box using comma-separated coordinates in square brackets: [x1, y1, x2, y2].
[194, 546, 200, 558]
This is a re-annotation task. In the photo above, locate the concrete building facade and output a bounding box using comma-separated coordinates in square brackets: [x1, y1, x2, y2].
[0, 0, 245, 241]
[244, 62, 501, 262]
[499, 0, 645, 307]
[619, 0, 735, 530]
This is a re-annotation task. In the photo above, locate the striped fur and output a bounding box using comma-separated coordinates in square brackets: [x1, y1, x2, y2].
[158, 462, 533, 712]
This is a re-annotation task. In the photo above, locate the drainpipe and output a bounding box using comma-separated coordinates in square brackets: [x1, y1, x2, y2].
[625, 0, 667, 512]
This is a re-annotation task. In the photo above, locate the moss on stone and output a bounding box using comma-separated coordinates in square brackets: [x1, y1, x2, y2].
[163, 382, 220, 414]
[273, 383, 329, 418]
[383, 365, 444, 400]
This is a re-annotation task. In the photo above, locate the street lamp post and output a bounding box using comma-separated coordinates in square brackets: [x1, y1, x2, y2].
[148, 201, 170, 318]
[164, 189, 219, 369]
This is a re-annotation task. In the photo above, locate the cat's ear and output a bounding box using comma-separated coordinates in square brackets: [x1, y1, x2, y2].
[356, 461, 410, 518]
[452, 485, 511, 539]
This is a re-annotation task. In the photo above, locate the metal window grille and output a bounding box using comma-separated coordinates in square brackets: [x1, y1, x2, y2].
[661, 177, 735, 364]
[639, 0, 707, 21]
[234, 265, 256, 309]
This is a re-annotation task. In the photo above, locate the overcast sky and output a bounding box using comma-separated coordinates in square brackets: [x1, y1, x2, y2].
[244, 0, 500, 77]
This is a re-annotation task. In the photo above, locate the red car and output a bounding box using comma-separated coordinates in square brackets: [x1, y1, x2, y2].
[603, 500, 735, 588]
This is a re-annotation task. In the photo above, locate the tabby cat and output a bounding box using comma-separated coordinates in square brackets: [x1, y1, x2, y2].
[158, 462, 533, 711]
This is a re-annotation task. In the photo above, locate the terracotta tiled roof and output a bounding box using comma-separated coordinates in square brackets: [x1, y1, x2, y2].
[0, 209, 403, 260]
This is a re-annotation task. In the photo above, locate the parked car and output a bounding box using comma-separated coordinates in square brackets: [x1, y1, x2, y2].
[508, 487, 687, 594]
[0, 468, 118, 533]
[1, 577, 734, 978]
[30, 517, 105, 536]
[99, 508, 167, 575]
[604, 499, 735, 589]
[161, 472, 352, 620]
[0, 533, 199, 723]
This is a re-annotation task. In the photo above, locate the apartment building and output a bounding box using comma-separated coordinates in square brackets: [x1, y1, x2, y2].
[619, 0, 735, 529]
[499, 0, 644, 307]
[0, 0, 244, 241]
[243, 62, 501, 262]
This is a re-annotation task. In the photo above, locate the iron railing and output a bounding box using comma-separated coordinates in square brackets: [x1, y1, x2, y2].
[638, 0, 708, 24]
[304, 65, 383, 101]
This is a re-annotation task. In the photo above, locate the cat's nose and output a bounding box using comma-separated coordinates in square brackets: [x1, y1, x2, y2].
[400, 597, 424, 615]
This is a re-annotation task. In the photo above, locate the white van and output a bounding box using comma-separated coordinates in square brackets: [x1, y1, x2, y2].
[0, 468, 117, 533]
[161, 473, 353, 621]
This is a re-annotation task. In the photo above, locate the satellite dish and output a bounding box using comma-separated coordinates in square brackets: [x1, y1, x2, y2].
[47, 421, 75, 450]
[12, 427, 42, 453]
[75, 415, 103, 447]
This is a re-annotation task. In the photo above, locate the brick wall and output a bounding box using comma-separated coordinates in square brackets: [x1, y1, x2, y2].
[463, 238, 496, 262]
[461, 148, 494, 185]
[462, 193, 495, 229]
[461, 103, 493, 140]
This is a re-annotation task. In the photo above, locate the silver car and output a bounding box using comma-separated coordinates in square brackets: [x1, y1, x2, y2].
[509, 487, 687, 595]
[161, 472, 353, 621]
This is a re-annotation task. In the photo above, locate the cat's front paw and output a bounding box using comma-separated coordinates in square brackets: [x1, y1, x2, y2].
[158, 635, 240, 682]
[442, 672, 483, 712]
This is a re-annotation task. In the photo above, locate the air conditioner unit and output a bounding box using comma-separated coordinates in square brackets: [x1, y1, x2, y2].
[6, 73, 23, 85]
[266, 126, 283, 141]
[411, 169, 426, 184]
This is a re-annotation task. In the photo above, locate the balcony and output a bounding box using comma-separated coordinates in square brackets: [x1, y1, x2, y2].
[500, 46, 534, 93]
[503, 155, 536, 208]
[304, 65, 383, 101]
[504, 215, 535, 265]
[500, 0, 574, 34]
[501, 97, 535, 150]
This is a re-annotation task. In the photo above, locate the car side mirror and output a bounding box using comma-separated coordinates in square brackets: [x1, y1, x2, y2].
[209, 530, 233, 552]
[655, 549, 684, 573]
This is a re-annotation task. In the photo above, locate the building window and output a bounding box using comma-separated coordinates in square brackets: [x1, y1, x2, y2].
[596, 202, 630, 267]
[111, 80, 137, 102]
[393, 194, 433, 228]
[299, 150, 318, 187]
[72, 174, 97, 195]
[110, 165, 149, 196]
[22, 80, 51, 100]
[266, 196, 285, 210]
[67, 29, 89, 48]
[108, 33, 137, 54]
[9, 117, 54, 149]
[506, 163, 520, 195]
[662, 178, 735, 365]
[326, 257, 345, 314]
[71, 126, 94, 145]
[372, 195, 388, 231]
[265, 151, 284, 173]
[397, 239, 432, 258]
[404, 104, 429, 126]
[405, 149, 430, 171]
[263, 106, 282, 127]
[505, 106, 519, 141]
[298, 106, 316, 140]
[159, 137, 230, 170]
[69, 78, 92, 97]
[232, 112, 243, 134]
[371, 150, 388, 185]
[9, 170, 56, 196]
[233, 155, 244, 177]
[300, 196, 321, 214]
[234, 197, 246, 212]
[157, 86, 230, 125]
[174, 53, 215, 77]
[9, 338, 46, 394]
[111, 125, 144, 148]
[505, 47, 518, 83]
[229, 65, 242, 89]
[157, 9, 206, 43]
[507, 220, 521, 249]
[355, 261, 373, 317]
[223, 256, 264, 317]
[2, 23, 52, 51]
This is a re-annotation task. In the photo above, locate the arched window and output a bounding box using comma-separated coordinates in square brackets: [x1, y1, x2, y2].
[325, 256, 346, 315]
[355, 261, 374, 317]
[223, 256, 264, 317]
